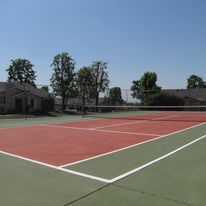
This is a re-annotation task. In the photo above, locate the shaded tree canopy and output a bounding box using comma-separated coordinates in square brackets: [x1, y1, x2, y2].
[140, 72, 160, 90]
[146, 92, 185, 106]
[107, 87, 123, 105]
[42, 96, 55, 113]
[131, 71, 161, 104]
[187, 74, 206, 89]
[76, 66, 93, 108]
[7, 58, 36, 86]
[50, 52, 76, 111]
[90, 61, 110, 106]
[131, 80, 142, 100]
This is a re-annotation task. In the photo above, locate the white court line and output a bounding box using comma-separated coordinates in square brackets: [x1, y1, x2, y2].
[110, 133, 206, 182]
[1, 132, 205, 184]
[41, 114, 179, 132]
[40, 124, 160, 137]
[92, 129, 160, 137]
[0, 113, 177, 131]
[0, 124, 40, 130]
[0, 150, 110, 183]
[40, 124, 90, 131]
[0, 111, 157, 130]
[0, 114, 112, 130]
[59, 121, 206, 168]
[89, 114, 180, 130]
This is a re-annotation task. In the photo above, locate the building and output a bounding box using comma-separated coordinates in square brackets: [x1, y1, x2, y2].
[0, 82, 49, 113]
[164, 89, 206, 105]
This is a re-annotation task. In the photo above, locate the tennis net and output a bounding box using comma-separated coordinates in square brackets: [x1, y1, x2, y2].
[83, 105, 206, 122]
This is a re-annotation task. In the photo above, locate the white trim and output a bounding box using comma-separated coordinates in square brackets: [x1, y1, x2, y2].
[11, 91, 24, 98]
[59, 121, 206, 168]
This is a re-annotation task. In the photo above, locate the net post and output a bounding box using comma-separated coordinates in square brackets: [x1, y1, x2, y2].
[81, 98, 85, 118]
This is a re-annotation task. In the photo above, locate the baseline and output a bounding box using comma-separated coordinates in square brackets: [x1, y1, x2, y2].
[0, 150, 110, 183]
[1, 127, 206, 184]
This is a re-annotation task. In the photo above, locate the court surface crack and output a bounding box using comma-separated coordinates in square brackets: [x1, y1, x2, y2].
[62, 182, 201, 206]
[113, 184, 200, 206]
[63, 183, 112, 206]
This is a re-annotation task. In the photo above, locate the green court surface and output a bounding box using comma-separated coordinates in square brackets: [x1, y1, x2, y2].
[0, 116, 206, 206]
[0, 115, 85, 128]
[0, 154, 104, 206]
[66, 123, 206, 179]
[71, 138, 206, 206]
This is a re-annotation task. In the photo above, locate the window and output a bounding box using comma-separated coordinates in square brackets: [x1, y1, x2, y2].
[0, 97, 5, 104]
[31, 99, 34, 109]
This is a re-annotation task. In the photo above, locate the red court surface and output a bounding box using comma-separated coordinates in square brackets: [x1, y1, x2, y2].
[52, 115, 198, 135]
[52, 112, 204, 129]
[0, 116, 201, 166]
[0, 125, 159, 166]
[97, 121, 198, 135]
[52, 112, 179, 129]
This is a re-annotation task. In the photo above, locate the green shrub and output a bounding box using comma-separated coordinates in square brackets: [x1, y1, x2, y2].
[48, 111, 63, 117]
[0, 104, 10, 114]
[147, 92, 185, 106]
[42, 96, 55, 113]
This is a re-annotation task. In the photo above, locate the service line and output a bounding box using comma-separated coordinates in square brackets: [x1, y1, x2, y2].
[60, 121, 206, 168]
[88, 114, 179, 130]
[40, 124, 160, 136]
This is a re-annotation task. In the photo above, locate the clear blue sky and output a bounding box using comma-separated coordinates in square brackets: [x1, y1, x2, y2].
[0, 0, 206, 89]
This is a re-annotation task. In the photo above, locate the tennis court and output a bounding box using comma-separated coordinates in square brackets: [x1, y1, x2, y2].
[1, 109, 206, 205]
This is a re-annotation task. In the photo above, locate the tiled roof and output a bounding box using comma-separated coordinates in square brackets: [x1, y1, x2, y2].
[0, 82, 49, 98]
[163, 89, 206, 101]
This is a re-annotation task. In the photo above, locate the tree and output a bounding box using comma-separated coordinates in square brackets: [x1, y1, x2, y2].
[50, 52, 76, 111]
[90, 61, 110, 106]
[131, 80, 142, 100]
[76, 67, 93, 111]
[107, 87, 123, 105]
[42, 96, 55, 113]
[131, 71, 161, 104]
[41, 86, 49, 92]
[7, 58, 36, 86]
[146, 92, 185, 106]
[187, 75, 206, 89]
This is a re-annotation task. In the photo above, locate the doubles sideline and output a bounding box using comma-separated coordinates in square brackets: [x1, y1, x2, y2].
[59, 121, 206, 167]
[1, 132, 206, 184]
[0, 122, 206, 183]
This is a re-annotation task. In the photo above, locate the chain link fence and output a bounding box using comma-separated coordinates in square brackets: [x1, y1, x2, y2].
[36, 85, 139, 107]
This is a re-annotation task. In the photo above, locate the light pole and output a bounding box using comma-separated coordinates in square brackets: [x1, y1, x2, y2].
[24, 83, 30, 120]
